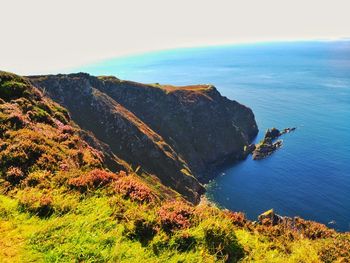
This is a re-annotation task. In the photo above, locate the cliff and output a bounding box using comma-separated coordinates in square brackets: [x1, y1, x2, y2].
[31, 74, 258, 184]
[29, 73, 258, 201]
[92, 77, 258, 179]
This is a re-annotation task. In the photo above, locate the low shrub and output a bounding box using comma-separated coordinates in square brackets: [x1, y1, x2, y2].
[5, 112, 28, 129]
[150, 231, 170, 255]
[68, 169, 118, 192]
[125, 218, 157, 245]
[225, 211, 248, 228]
[254, 216, 335, 242]
[5, 166, 25, 185]
[115, 176, 157, 204]
[23, 170, 51, 188]
[0, 103, 28, 131]
[28, 107, 53, 124]
[294, 217, 335, 240]
[158, 201, 193, 232]
[18, 189, 54, 217]
[318, 235, 350, 262]
[53, 111, 69, 124]
[169, 231, 197, 252]
[0, 80, 28, 101]
[61, 125, 75, 135]
[203, 220, 244, 262]
[75, 147, 104, 168]
[0, 128, 62, 172]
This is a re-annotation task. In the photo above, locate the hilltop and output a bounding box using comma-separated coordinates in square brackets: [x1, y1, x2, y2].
[0, 71, 349, 262]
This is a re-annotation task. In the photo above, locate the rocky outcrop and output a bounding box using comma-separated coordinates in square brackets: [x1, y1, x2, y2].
[258, 209, 285, 225]
[243, 143, 256, 156]
[252, 140, 283, 160]
[264, 127, 281, 140]
[29, 73, 258, 201]
[252, 127, 296, 160]
[257, 209, 336, 239]
[264, 127, 296, 141]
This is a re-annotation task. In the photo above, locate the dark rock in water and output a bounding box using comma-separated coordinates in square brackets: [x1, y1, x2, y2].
[281, 127, 296, 135]
[264, 127, 281, 140]
[252, 140, 282, 160]
[244, 143, 256, 156]
[251, 127, 296, 160]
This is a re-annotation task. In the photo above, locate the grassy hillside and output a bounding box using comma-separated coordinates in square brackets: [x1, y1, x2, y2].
[1, 71, 349, 262]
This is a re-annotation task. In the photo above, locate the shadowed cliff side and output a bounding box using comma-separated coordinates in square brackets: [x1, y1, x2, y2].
[29, 74, 204, 202]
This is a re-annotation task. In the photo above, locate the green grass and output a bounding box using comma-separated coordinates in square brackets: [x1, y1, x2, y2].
[0, 193, 229, 262]
[2, 191, 349, 263]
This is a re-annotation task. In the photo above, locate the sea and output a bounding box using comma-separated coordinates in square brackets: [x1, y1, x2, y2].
[76, 41, 350, 231]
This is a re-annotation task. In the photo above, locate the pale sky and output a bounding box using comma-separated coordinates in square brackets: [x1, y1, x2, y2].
[1, 0, 350, 75]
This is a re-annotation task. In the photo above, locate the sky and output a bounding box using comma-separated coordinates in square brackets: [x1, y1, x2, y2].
[1, 0, 350, 75]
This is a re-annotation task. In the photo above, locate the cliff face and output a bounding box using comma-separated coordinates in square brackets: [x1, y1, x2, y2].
[29, 73, 258, 201]
[93, 77, 258, 179]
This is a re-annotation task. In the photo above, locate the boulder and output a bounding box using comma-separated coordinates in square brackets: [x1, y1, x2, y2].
[258, 209, 284, 226]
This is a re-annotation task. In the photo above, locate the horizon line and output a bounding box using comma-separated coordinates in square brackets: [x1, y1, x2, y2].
[68, 36, 350, 73]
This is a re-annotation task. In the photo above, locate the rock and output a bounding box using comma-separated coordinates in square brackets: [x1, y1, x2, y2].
[328, 220, 336, 225]
[257, 210, 336, 239]
[281, 127, 296, 135]
[264, 128, 280, 140]
[252, 140, 282, 160]
[244, 143, 256, 155]
[251, 126, 296, 160]
[258, 209, 284, 226]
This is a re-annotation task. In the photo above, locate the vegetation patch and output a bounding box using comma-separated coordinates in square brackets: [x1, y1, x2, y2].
[68, 169, 119, 192]
[115, 175, 158, 204]
[158, 201, 193, 232]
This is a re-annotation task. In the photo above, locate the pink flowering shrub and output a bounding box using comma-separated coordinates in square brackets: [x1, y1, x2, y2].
[158, 201, 193, 232]
[68, 169, 119, 191]
[115, 176, 157, 204]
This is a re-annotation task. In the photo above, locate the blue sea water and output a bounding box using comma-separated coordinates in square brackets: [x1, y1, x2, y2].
[76, 41, 350, 231]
